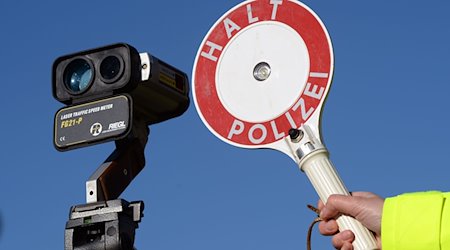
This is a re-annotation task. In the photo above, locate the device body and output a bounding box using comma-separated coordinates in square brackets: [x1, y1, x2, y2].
[52, 43, 189, 151]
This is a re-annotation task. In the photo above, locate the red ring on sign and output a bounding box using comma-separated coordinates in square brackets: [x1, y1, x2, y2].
[193, 0, 332, 146]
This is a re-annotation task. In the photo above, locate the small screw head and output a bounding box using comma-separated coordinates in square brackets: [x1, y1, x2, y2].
[289, 128, 304, 143]
[253, 62, 271, 81]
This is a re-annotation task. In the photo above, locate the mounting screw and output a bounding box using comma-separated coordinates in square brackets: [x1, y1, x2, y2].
[289, 128, 304, 143]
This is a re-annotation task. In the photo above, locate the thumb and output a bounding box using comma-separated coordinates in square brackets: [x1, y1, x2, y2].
[320, 194, 364, 220]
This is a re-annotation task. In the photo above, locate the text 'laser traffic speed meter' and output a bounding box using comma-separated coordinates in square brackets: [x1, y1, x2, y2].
[52, 43, 189, 151]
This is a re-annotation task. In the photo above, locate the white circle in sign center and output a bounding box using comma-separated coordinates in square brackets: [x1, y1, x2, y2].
[216, 21, 310, 123]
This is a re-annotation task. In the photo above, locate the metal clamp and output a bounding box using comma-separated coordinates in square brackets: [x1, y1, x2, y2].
[287, 125, 326, 168]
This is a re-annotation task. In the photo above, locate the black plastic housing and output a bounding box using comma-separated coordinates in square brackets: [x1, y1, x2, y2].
[51, 43, 190, 151]
[130, 56, 190, 125]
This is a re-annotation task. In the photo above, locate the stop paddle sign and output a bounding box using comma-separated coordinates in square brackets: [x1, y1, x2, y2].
[193, 0, 332, 154]
[193, 1, 378, 249]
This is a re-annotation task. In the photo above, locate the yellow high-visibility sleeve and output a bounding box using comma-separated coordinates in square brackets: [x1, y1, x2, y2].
[382, 191, 450, 250]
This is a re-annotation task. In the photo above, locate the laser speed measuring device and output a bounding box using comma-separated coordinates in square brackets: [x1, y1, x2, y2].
[52, 43, 190, 249]
[192, 1, 378, 249]
[52, 43, 189, 151]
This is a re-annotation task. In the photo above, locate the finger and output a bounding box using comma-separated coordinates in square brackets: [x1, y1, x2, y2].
[321, 195, 361, 219]
[318, 220, 339, 236]
[317, 193, 370, 217]
[331, 230, 355, 249]
[317, 199, 325, 211]
[320, 197, 342, 220]
[341, 241, 354, 250]
[320, 193, 366, 219]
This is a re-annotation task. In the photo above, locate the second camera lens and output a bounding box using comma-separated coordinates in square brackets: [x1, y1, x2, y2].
[100, 55, 123, 83]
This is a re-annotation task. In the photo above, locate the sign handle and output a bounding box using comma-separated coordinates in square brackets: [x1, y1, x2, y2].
[300, 149, 379, 250]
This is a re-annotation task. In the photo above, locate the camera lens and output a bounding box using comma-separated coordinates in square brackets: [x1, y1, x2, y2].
[64, 59, 93, 93]
[100, 55, 123, 83]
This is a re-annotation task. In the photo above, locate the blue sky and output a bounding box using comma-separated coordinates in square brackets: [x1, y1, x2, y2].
[1, 0, 450, 249]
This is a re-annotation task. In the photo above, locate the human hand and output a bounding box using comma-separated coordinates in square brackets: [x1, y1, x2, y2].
[318, 192, 384, 249]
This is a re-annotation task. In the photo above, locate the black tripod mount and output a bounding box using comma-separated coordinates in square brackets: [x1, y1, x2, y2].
[64, 123, 149, 250]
